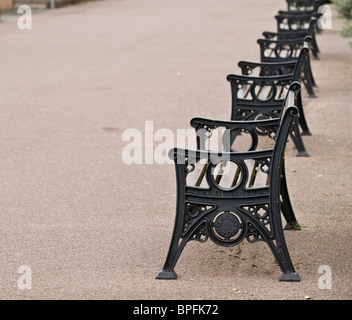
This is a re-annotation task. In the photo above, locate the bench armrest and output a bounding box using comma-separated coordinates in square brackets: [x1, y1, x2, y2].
[237, 60, 296, 75]
[227, 73, 294, 83]
[189, 117, 281, 152]
[257, 37, 306, 46]
[276, 11, 322, 19]
[262, 30, 306, 39]
[263, 31, 280, 40]
[168, 147, 274, 164]
[190, 117, 280, 130]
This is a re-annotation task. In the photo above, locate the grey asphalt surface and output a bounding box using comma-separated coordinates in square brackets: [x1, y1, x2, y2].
[0, 0, 351, 300]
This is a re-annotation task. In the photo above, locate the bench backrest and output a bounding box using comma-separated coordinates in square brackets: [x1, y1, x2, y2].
[275, 13, 321, 33]
[238, 38, 309, 79]
[286, 0, 320, 12]
[238, 60, 296, 77]
[226, 73, 291, 121]
[168, 83, 300, 200]
[227, 43, 308, 122]
[257, 36, 309, 62]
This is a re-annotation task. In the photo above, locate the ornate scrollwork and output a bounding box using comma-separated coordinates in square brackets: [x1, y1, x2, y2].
[257, 158, 271, 174]
[254, 122, 278, 138]
[183, 203, 214, 234]
[194, 124, 217, 146]
[260, 66, 282, 76]
[240, 204, 272, 236]
[185, 163, 195, 174]
[190, 223, 208, 243]
[274, 44, 294, 59]
[244, 65, 254, 75]
[253, 114, 275, 136]
[236, 109, 257, 121]
[246, 223, 263, 244]
[268, 128, 277, 140]
[236, 82, 245, 90]
[184, 156, 197, 174]
[205, 126, 213, 139]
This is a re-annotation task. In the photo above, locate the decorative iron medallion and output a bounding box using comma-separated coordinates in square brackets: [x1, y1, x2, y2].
[212, 211, 243, 242]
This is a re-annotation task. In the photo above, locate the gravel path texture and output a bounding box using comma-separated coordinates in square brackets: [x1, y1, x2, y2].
[0, 0, 351, 300]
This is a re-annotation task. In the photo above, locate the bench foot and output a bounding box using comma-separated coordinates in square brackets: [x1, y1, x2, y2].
[280, 272, 301, 282]
[284, 222, 302, 231]
[301, 130, 312, 136]
[156, 270, 178, 280]
[296, 151, 309, 157]
[308, 94, 317, 99]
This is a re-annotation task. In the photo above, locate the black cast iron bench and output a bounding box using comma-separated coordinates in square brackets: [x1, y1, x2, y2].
[265, 15, 320, 59]
[237, 37, 312, 138]
[226, 39, 311, 157]
[156, 82, 302, 282]
[226, 74, 308, 157]
[257, 36, 317, 98]
[275, 10, 322, 55]
[284, 0, 331, 35]
[286, 0, 324, 12]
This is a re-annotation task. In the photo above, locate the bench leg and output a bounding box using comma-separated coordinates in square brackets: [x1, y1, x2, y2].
[156, 269, 178, 280]
[156, 208, 186, 280]
[157, 200, 211, 280]
[296, 91, 312, 136]
[267, 207, 300, 282]
[313, 33, 320, 53]
[260, 223, 300, 282]
[156, 240, 183, 280]
[279, 272, 301, 282]
[280, 164, 301, 231]
[308, 56, 318, 88]
[311, 34, 320, 60]
[303, 60, 317, 98]
[289, 121, 309, 157]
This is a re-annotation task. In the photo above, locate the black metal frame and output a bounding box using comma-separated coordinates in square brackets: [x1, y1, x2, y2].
[257, 36, 317, 98]
[286, 0, 332, 12]
[286, 0, 321, 12]
[227, 42, 311, 157]
[156, 83, 302, 282]
[237, 41, 312, 137]
[264, 17, 320, 59]
[284, 0, 327, 35]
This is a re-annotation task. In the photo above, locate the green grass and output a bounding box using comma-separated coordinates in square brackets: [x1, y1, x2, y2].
[334, 0, 352, 38]
[334, 0, 352, 20]
[341, 19, 352, 37]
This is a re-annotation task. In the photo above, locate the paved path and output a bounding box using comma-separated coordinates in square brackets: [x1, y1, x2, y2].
[0, 0, 351, 300]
